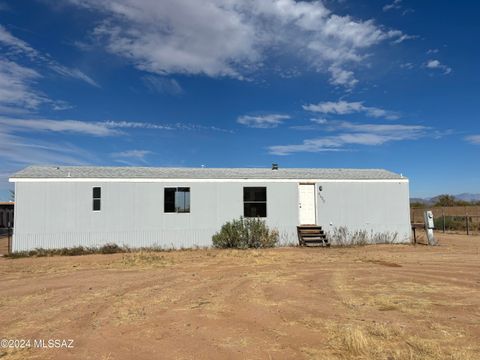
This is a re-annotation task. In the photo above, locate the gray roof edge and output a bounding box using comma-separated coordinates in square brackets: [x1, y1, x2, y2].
[10, 165, 407, 180]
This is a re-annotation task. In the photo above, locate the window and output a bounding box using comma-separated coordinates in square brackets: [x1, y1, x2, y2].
[164, 187, 190, 213]
[243, 187, 267, 217]
[92, 187, 101, 211]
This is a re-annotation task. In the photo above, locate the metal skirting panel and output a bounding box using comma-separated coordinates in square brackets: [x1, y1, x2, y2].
[12, 225, 410, 251]
[12, 227, 299, 251]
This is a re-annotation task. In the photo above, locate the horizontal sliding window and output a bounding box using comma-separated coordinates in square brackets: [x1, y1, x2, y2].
[165, 187, 190, 213]
[243, 187, 266, 218]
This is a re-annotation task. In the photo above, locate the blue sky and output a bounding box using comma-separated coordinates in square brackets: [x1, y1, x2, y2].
[0, 0, 479, 199]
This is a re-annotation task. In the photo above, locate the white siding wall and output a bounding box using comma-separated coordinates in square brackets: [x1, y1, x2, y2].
[13, 180, 411, 251]
[317, 181, 411, 242]
[13, 181, 299, 251]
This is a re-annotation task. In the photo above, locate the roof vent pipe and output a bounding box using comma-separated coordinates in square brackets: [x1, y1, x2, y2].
[272, 163, 278, 170]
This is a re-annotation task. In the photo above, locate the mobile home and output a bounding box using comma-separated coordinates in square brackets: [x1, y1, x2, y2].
[9, 166, 411, 251]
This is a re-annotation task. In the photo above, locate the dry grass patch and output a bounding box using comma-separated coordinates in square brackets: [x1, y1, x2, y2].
[0, 348, 39, 360]
[367, 322, 402, 340]
[116, 252, 176, 268]
[341, 326, 370, 356]
[403, 336, 478, 360]
[326, 323, 478, 360]
[341, 296, 365, 310]
[369, 293, 433, 313]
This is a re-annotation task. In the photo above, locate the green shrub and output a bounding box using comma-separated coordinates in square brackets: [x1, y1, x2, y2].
[212, 217, 279, 249]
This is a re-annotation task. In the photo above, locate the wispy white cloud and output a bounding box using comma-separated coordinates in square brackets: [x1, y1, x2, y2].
[269, 120, 428, 155]
[65, 0, 407, 88]
[0, 25, 100, 116]
[111, 149, 152, 164]
[334, 121, 426, 134]
[303, 100, 400, 120]
[48, 63, 100, 88]
[0, 59, 45, 111]
[237, 114, 291, 128]
[392, 34, 418, 44]
[383, 0, 402, 12]
[103, 120, 174, 131]
[52, 100, 75, 111]
[0, 24, 38, 58]
[142, 75, 183, 95]
[0, 117, 120, 136]
[425, 59, 452, 74]
[328, 66, 358, 89]
[465, 135, 480, 145]
[112, 149, 151, 159]
[0, 115, 231, 170]
[0, 117, 233, 136]
[0, 24, 99, 87]
[290, 117, 329, 130]
[0, 130, 91, 166]
[104, 120, 232, 133]
[400, 62, 414, 70]
[383, 0, 414, 16]
[311, 118, 328, 124]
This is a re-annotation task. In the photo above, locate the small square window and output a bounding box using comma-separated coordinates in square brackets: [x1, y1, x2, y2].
[164, 187, 190, 213]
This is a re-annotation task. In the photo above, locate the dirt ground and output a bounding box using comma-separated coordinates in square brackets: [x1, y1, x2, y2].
[0, 233, 479, 360]
[0, 236, 8, 255]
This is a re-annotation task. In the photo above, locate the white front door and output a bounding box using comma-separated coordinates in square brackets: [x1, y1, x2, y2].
[298, 184, 316, 225]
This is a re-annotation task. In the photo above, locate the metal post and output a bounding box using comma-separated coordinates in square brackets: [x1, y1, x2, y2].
[7, 227, 11, 254]
[466, 210, 470, 236]
[442, 208, 446, 233]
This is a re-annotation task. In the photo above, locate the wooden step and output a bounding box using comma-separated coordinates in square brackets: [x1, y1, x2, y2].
[301, 236, 327, 241]
[297, 225, 330, 247]
[299, 231, 325, 236]
[298, 228, 325, 233]
[303, 238, 326, 243]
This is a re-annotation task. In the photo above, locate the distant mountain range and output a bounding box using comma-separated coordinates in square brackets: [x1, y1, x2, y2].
[411, 193, 480, 204]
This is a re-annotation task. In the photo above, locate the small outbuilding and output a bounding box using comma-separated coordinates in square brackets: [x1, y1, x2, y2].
[9, 166, 411, 251]
[0, 202, 14, 229]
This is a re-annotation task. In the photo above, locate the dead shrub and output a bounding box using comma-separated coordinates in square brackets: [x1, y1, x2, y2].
[329, 226, 400, 246]
[6, 243, 129, 258]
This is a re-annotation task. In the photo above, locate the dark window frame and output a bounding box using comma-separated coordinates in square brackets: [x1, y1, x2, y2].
[164, 187, 191, 213]
[243, 187, 267, 218]
[92, 187, 101, 212]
